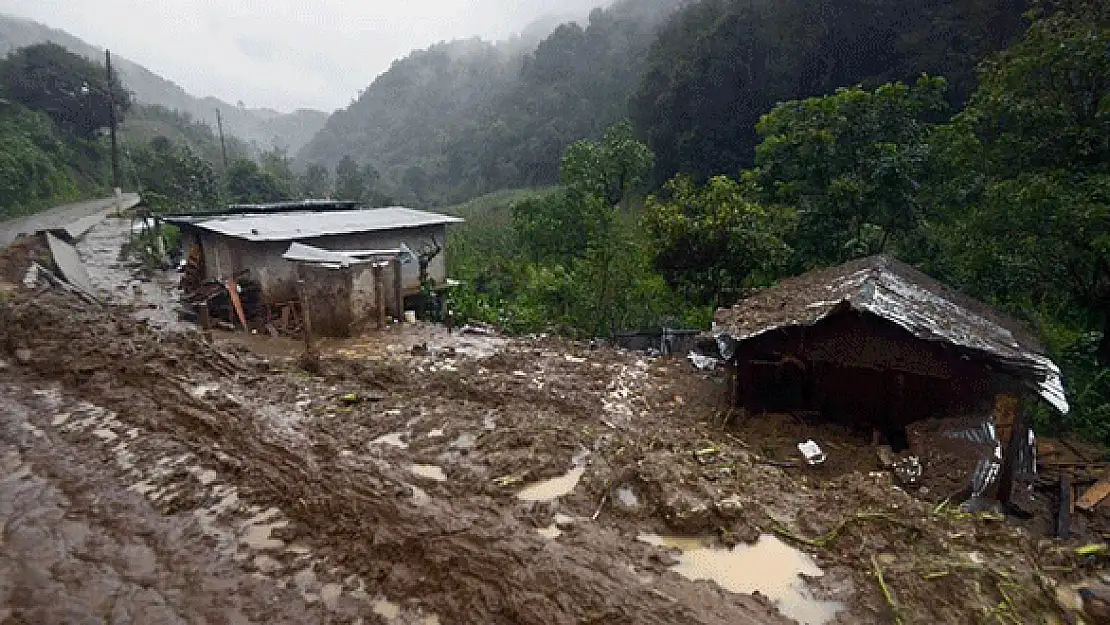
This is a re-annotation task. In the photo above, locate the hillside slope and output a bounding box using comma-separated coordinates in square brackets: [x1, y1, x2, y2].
[297, 0, 683, 205]
[0, 13, 327, 153]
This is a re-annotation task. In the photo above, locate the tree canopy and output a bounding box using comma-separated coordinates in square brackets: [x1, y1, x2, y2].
[0, 42, 131, 139]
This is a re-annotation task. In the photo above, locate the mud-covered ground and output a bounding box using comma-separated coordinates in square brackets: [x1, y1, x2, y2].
[1, 284, 1105, 624]
[0, 214, 1104, 623]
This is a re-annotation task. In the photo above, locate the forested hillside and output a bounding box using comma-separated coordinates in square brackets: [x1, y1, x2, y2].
[633, 0, 1030, 179]
[298, 0, 683, 205]
[0, 13, 328, 153]
[300, 0, 1030, 204]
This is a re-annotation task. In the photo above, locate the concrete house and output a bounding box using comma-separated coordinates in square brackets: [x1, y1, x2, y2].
[167, 202, 463, 336]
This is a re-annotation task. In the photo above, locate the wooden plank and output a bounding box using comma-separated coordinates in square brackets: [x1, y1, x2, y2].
[1077, 467, 1110, 511]
[226, 278, 248, 329]
[1058, 474, 1072, 539]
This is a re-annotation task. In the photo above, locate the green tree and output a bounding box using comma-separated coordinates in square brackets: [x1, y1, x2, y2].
[132, 138, 220, 214]
[258, 146, 296, 198]
[559, 121, 654, 335]
[561, 120, 654, 212]
[0, 42, 131, 139]
[225, 158, 288, 204]
[300, 162, 331, 198]
[0, 103, 80, 218]
[511, 189, 590, 262]
[334, 155, 364, 201]
[644, 174, 794, 306]
[928, 0, 1110, 361]
[753, 76, 949, 265]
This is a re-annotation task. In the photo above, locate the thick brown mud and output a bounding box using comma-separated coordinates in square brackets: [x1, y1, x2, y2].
[0, 281, 1101, 624]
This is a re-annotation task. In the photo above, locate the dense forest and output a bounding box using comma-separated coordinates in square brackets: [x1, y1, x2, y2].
[297, 0, 683, 204]
[299, 0, 1031, 204]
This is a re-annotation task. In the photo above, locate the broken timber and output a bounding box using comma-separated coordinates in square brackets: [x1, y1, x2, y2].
[1077, 467, 1110, 511]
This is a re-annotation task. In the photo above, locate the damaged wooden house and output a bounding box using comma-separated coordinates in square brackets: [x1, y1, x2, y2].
[166, 201, 463, 337]
[711, 255, 1069, 504]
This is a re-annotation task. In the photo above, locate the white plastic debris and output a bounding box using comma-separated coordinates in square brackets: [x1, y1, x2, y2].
[893, 456, 923, 485]
[797, 439, 826, 465]
[22, 262, 39, 287]
[687, 351, 719, 371]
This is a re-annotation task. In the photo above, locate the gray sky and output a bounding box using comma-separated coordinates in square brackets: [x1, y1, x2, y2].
[0, 0, 607, 113]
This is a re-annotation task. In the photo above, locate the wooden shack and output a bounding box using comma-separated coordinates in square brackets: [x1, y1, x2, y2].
[713, 256, 1069, 450]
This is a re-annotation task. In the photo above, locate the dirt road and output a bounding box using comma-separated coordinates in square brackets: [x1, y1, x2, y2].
[0, 194, 140, 247]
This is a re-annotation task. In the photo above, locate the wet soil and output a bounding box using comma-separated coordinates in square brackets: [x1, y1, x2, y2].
[0, 244, 1104, 623]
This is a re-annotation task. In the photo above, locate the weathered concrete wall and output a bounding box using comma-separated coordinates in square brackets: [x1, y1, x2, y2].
[196, 224, 448, 304]
[297, 264, 353, 338]
[310, 224, 447, 294]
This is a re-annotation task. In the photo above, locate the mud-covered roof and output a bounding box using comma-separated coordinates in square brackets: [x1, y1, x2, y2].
[714, 255, 1068, 413]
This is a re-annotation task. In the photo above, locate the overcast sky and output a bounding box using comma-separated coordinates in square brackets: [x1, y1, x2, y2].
[0, 0, 607, 113]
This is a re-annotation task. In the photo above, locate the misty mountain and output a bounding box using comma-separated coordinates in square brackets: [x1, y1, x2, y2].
[0, 13, 327, 154]
[297, 0, 684, 205]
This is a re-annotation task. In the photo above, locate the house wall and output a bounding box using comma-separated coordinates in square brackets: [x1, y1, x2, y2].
[308, 224, 447, 294]
[731, 311, 1002, 432]
[196, 223, 448, 304]
[297, 263, 353, 337]
[349, 261, 401, 330]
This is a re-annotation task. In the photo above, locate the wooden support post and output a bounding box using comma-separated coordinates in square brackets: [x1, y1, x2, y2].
[374, 264, 386, 330]
[298, 279, 315, 354]
[392, 258, 404, 322]
[197, 301, 212, 342]
[724, 360, 737, 410]
[1058, 474, 1072, 539]
[996, 404, 1028, 507]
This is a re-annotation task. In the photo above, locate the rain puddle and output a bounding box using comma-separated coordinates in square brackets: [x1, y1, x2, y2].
[517, 449, 589, 502]
[451, 432, 477, 449]
[371, 432, 408, 449]
[615, 486, 640, 507]
[638, 533, 842, 624]
[408, 464, 447, 482]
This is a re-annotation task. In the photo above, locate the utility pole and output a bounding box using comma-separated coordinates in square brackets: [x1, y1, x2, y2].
[105, 50, 122, 212]
[215, 108, 229, 173]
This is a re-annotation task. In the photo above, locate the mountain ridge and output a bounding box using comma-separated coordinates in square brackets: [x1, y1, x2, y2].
[0, 13, 327, 154]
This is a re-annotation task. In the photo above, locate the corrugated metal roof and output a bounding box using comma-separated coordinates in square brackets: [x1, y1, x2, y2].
[282, 242, 401, 267]
[168, 208, 463, 242]
[714, 255, 1069, 413]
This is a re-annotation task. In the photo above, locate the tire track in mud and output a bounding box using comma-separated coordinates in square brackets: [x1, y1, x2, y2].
[0, 380, 328, 624]
[1, 292, 786, 625]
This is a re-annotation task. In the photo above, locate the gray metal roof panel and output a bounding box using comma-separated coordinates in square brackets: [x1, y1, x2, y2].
[183, 208, 463, 241]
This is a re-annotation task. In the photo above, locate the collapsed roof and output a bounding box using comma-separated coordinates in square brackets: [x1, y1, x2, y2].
[713, 255, 1068, 413]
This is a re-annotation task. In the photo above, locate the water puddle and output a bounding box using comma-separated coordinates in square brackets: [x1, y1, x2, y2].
[517, 450, 590, 502]
[371, 432, 409, 449]
[372, 599, 401, 619]
[408, 464, 447, 482]
[451, 432, 477, 449]
[427, 428, 445, 438]
[536, 524, 563, 539]
[616, 486, 640, 507]
[637, 533, 842, 624]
